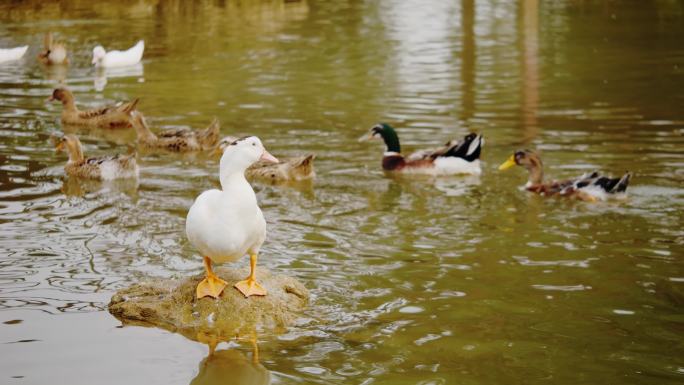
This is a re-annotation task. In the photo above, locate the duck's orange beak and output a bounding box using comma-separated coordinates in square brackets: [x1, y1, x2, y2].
[260, 150, 279, 163]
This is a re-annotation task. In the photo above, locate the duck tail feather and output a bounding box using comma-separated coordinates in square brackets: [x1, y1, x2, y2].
[613, 172, 631, 193]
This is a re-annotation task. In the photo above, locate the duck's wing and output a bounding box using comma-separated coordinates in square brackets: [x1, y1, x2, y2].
[115, 98, 139, 114]
[85, 154, 120, 165]
[198, 118, 220, 149]
[567, 172, 631, 194]
[0, 46, 29, 63]
[77, 99, 138, 119]
[159, 127, 194, 138]
[406, 141, 456, 161]
[124, 40, 144, 58]
[438, 134, 482, 162]
[78, 105, 116, 119]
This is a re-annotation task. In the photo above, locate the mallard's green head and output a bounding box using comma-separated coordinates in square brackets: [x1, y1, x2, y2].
[369, 123, 401, 153]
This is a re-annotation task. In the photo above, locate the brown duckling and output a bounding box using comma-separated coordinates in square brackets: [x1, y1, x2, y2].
[217, 136, 315, 182]
[55, 134, 139, 180]
[498, 150, 631, 201]
[48, 88, 139, 129]
[131, 112, 220, 152]
[38, 32, 68, 65]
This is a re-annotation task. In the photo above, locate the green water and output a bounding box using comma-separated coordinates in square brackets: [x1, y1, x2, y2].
[1, 1, 683, 384]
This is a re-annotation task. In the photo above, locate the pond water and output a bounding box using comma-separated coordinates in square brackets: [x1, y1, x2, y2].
[1, 1, 683, 384]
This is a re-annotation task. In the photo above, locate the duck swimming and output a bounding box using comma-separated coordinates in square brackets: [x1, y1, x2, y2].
[38, 32, 68, 65]
[498, 150, 631, 201]
[186, 136, 279, 299]
[48, 88, 139, 129]
[132, 112, 220, 152]
[217, 136, 315, 182]
[362, 123, 483, 175]
[55, 134, 138, 180]
[92, 40, 144, 68]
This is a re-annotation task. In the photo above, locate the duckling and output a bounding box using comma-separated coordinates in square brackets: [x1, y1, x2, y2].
[217, 136, 315, 182]
[362, 123, 483, 175]
[38, 32, 68, 65]
[498, 150, 631, 201]
[131, 112, 220, 152]
[92, 40, 144, 68]
[55, 134, 139, 180]
[48, 88, 139, 129]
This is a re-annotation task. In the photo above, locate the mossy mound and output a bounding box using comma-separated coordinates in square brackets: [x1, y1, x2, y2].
[108, 267, 308, 338]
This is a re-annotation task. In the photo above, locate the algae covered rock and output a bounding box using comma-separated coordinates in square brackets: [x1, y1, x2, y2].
[108, 267, 308, 338]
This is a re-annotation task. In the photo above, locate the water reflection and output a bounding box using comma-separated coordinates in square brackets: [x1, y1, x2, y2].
[192, 335, 270, 385]
[460, 0, 475, 124]
[191, 348, 270, 385]
[42, 64, 68, 85]
[60, 175, 139, 197]
[93, 63, 144, 91]
[519, 0, 539, 142]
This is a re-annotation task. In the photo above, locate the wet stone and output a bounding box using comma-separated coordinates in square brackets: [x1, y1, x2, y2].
[108, 267, 309, 338]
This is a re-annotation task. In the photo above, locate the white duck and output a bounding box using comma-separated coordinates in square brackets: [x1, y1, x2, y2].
[0, 45, 29, 63]
[92, 40, 144, 68]
[186, 136, 279, 299]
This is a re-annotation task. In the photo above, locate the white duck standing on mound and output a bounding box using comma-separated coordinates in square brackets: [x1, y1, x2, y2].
[92, 40, 144, 68]
[186, 136, 279, 299]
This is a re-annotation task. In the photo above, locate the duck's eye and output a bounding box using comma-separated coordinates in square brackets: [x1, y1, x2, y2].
[252, 143, 256, 146]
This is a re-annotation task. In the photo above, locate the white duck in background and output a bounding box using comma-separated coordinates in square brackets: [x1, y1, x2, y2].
[0, 45, 29, 63]
[92, 40, 144, 68]
[186, 136, 279, 299]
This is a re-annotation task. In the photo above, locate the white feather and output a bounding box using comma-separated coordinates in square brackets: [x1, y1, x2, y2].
[576, 185, 610, 201]
[98, 159, 139, 181]
[185, 137, 269, 264]
[466, 135, 482, 156]
[433, 158, 481, 175]
[93, 40, 144, 68]
[0, 45, 28, 63]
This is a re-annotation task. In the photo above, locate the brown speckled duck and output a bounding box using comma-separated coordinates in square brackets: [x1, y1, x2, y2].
[55, 134, 139, 180]
[48, 88, 139, 129]
[498, 150, 631, 202]
[131, 112, 220, 152]
[38, 32, 68, 65]
[217, 136, 315, 182]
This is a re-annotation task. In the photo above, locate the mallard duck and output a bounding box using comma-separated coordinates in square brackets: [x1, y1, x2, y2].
[217, 136, 315, 182]
[131, 112, 220, 152]
[38, 32, 68, 65]
[498, 150, 631, 201]
[0, 45, 28, 63]
[92, 40, 144, 68]
[362, 123, 483, 175]
[48, 88, 139, 129]
[186, 136, 279, 299]
[55, 134, 139, 180]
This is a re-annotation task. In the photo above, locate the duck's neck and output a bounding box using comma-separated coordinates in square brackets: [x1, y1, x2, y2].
[66, 142, 85, 163]
[525, 158, 544, 185]
[133, 113, 158, 142]
[60, 93, 77, 113]
[219, 153, 255, 195]
[379, 127, 401, 153]
[220, 171, 250, 192]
